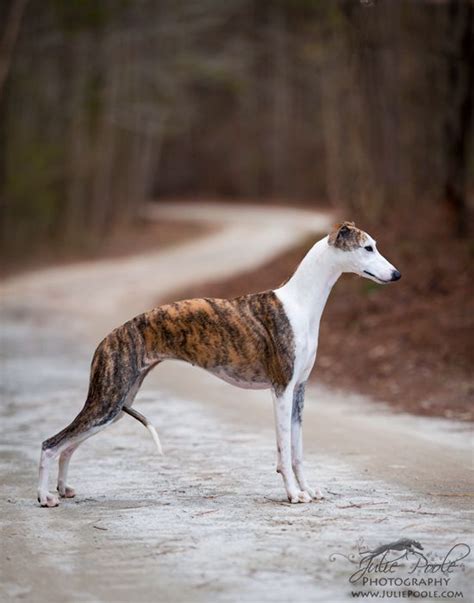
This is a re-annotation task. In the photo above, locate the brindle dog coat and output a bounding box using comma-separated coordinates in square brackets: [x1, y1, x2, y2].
[38, 220, 399, 507]
[44, 292, 295, 451]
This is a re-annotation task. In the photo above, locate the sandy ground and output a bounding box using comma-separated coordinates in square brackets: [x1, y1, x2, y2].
[0, 203, 472, 603]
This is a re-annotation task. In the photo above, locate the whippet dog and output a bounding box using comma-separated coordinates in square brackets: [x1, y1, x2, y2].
[37, 221, 401, 507]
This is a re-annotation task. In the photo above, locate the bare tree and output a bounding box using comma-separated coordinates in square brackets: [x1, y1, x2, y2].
[0, 0, 29, 104]
[442, 0, 474, 236]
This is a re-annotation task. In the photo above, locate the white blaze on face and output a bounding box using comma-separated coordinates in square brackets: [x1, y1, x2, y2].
[326, 222, 401, 284]
[341, 233, 401, 284]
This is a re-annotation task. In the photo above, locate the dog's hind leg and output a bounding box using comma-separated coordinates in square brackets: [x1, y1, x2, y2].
[57, 443, 79, 498]
[55, 411, 130, 500]
[38, 410, 119, 507]
[38, 445, 62, 507]
[38, 331, 145, 507]
[53, 367, 158, 500]
[57, 437, 92, 499]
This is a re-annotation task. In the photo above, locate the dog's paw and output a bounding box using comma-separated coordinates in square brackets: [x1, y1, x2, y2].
[306, 487, 324, 501]
[38, 490, 59, 508]
[58, 484, 76, 498]
[288, 490, 312, 504]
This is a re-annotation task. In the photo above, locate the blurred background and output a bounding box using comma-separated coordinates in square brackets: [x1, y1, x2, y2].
[0, 0, 473, 418]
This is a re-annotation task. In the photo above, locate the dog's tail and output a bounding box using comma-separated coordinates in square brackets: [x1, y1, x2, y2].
[123, 406, 163, 455]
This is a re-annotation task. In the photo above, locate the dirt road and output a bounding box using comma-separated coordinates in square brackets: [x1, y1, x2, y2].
[1, 203, 472, 603]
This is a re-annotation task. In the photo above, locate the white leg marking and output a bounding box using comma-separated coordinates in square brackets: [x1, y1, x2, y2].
[37, 447, 60, 507]
[291, 420, 323, 500]
[273, 387, 311, 503]
[57, 444, 79, 498]
[291, 384, 323, 500]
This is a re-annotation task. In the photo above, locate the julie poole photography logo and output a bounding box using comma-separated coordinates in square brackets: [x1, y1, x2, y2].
[330, 537, 471, 599]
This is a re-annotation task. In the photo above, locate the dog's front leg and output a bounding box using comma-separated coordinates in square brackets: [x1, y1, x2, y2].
[272, 387, 311, 503]
[291, 383, 323, 500]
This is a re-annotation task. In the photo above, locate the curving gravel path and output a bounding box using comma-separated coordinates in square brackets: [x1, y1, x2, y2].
[1, 202, 472, 603]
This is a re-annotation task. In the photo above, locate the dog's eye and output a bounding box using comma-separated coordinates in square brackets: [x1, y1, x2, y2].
[364, 245, 374, 252]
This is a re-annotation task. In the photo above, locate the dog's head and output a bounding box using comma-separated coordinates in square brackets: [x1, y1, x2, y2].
[327, 221, 401, 284]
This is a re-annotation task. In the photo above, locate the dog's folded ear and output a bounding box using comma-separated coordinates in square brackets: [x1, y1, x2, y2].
[328, 221, 356, 247]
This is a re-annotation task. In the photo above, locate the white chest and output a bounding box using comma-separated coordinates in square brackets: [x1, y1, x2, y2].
[272, 238, 340, 387]
[294, 321, 319, 381]
[275, 291, 320, 384]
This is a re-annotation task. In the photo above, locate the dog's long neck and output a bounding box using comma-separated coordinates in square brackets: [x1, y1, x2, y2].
[276, 237, 342, 333]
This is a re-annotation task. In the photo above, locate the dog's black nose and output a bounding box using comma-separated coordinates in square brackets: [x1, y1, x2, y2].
[391, 270, 401, 281]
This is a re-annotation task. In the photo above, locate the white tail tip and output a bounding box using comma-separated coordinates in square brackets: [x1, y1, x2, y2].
[146, 424, 163, 455]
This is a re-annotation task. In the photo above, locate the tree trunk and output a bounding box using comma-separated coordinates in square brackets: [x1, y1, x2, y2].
[443, 0, 474, 237]
[0, 0, 29, 104]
